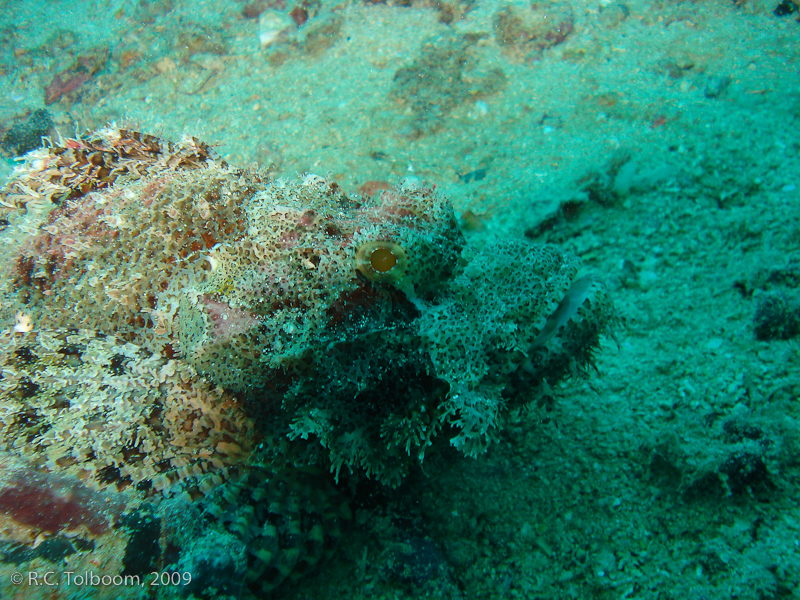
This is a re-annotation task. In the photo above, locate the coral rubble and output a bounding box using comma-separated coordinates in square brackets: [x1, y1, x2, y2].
[0, 127, 615, 598]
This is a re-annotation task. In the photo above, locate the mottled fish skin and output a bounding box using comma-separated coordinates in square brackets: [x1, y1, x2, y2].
[0, 326, 350, 599]
[0, 128, 615, 598]
[0, 129, 354, 599]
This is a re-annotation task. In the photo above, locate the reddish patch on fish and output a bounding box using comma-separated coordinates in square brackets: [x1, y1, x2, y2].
[0, 470, 122, 536]
[358, 180, 392, 198]
[202, 297, 261, 340]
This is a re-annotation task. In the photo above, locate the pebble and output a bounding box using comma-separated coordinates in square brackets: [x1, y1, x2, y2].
[259, 10, 294, 49]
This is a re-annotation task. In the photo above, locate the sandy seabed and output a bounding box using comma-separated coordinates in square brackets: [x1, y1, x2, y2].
[1, 0, 799, 598]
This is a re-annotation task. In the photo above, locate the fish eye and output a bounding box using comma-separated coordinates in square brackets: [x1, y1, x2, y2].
[355, 241, 407, 283]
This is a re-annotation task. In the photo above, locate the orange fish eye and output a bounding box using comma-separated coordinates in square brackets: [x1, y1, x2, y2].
[370, 247, 397, 273]
[355, 240, 408, 283]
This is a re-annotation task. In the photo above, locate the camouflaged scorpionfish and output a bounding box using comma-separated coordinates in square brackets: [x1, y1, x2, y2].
[0, 127, 615, 599]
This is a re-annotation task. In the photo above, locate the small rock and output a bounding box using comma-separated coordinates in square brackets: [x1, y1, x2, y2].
[704, 75, 732, 99]
[259, 10, 295, 49]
